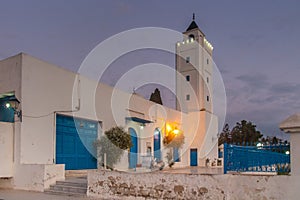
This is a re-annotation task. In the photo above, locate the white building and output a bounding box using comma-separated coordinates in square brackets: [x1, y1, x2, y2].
[0, 19, 218, 191]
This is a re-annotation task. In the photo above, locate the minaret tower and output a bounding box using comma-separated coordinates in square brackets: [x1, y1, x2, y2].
[175, 14, 217, 166]
[175, 14, 214, 113]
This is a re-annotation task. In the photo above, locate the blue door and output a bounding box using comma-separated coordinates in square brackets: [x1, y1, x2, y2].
[153, 128, 161, 161]
[190, 148, 198, 166]
[129, 128, 138, 168]
[173, 147, 180, 162]
[56, 115, 98, 170]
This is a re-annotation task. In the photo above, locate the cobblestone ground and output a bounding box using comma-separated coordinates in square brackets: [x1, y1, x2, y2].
[0, 189, 101, 200]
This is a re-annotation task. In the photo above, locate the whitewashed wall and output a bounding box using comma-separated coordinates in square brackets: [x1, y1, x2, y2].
[0, 53, 219, 191]
[0, 122, 13, 177]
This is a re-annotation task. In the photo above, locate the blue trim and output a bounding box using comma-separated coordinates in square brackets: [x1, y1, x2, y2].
[126, 117, 152, 124]
[173, 147, 180, 162]
[190, 149, 198, 166]
[0, 99, 15, 123]
[129, 128, 138, 169]
[153, 129, 161, 161]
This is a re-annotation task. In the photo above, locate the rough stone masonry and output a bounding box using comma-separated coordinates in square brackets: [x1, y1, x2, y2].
[87, 170, 300, 200]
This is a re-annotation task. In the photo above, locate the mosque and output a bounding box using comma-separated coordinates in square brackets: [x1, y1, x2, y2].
[0, 17, 219, 191]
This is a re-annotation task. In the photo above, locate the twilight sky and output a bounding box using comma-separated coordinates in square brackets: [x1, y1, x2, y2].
[0, 0, 299, 139]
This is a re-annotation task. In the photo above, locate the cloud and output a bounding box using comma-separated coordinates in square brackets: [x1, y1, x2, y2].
[236, 73, 269, 89]
[270, 82, 300, 94]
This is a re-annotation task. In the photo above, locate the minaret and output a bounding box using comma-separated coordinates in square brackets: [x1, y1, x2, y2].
[175, 14, 214, 113]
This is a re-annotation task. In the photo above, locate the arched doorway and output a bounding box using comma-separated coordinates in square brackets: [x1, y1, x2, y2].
[153, 128, 161, 161]
[129, 128, 138, 168]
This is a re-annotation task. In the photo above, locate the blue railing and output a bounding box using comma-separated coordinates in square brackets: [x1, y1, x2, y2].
[223, 143, 290, 174]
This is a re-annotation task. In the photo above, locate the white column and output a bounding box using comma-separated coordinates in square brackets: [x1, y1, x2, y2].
[280, 113, 300, 176]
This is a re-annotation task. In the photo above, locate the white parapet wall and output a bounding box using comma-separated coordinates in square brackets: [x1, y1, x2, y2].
[0, 163, 65, 191]
[88, 170, 300, 200]
[0, 122, 13, 178]
[12, 164, 65, 191]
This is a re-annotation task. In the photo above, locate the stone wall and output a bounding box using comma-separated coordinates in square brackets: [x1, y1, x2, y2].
[88, 170, 300, 200]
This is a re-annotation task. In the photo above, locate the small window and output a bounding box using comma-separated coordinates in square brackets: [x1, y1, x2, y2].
[189, 34, 195, 40]
[186, 75, 190, 82]
[207, 96, 210, 102]
[207, 77, 209, 83]
[186, 57, 190, 63]
[207, 59, 209, 64]
[186, 94, 190, 101]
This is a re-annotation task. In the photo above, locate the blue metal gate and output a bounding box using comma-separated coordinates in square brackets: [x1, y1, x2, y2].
[223, 143, 290, 174]
[129, 128, 138, 168]
[56, 115, 98, 170]
[190, 148, 198, 166]
[153, 128, 161, 161]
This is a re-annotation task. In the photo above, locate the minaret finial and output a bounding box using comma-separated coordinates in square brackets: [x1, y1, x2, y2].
[192, 13, 195, 21]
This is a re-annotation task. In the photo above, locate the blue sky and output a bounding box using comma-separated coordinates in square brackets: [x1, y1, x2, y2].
[0, 0, 299, 139]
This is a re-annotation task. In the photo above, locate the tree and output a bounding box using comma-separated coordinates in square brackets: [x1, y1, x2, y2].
[231, 120, 263, 145]
[218, 120, 263, 145]
[149, 88, 163, 105]
[218, 123, 231, 145]
[163, 132, 185, 148]
[94, 126, 132, 169]
[163, 128, 185, 168]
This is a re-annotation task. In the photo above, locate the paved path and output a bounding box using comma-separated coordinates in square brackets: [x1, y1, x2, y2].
[163, 166, 223, 175]
[0, 189, 100, 200]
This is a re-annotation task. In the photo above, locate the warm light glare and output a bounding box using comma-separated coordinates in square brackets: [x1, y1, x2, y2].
[5, 103, 10, 108]
[286, 151, 290, 155]
[173, 129, 180, 135]
[166, 124, 172, 132]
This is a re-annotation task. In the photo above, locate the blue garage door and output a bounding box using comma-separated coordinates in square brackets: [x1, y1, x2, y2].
[129, 128, 138, 169]
[190, 148, 198, 166]
[56, 115, 98, 170]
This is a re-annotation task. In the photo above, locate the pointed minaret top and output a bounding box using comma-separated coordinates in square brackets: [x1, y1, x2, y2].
[186, 13, 199, 32]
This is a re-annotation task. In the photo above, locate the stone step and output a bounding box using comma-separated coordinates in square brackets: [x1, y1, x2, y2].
[50, 185, 87, 194]
[44, 189, 86, 197]
[45, 176, 88, 196]
[56, 180, 87, 188]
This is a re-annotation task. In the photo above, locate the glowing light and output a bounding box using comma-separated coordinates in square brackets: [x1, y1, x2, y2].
[166, 124, 172, 132]
[173, 129, 180, 135]
[140, 124, 144, 130]
[186, 39, 189, 43]
[5, 103, 10, 108]
[177, 42, 180, 47]
[256, 143, 262, 147]
[286, 151, 290, 155]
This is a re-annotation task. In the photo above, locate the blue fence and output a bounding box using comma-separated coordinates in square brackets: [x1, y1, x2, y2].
[223, 143, 290, 174]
